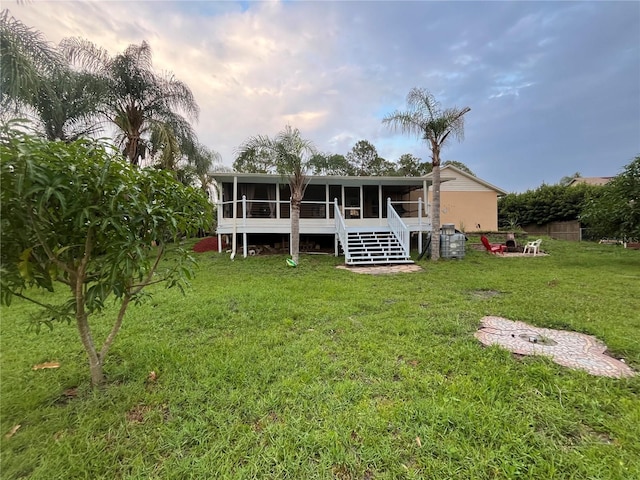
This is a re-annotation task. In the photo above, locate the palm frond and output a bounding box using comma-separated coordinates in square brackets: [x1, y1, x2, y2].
[1, 10, 63, 106]
[60, 36, 111, 75]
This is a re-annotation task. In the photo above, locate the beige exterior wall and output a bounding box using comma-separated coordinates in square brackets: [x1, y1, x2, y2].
[428, 190, 499, 232]
[408, 165, 504, 232]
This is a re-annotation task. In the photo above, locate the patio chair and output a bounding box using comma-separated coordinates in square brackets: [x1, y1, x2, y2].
[523, 239, 542, 255]
[481, 235, 506, 254]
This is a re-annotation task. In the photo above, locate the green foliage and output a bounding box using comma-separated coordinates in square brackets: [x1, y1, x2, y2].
[61, 38, 199, 166]
[393, 153, 431, 176]
[0, 124, 212, 384]
[346, 139, 394, 176]
[308, 152, 354, 176]
[581, 156, 640, 240]
[232, 145, 272, 173]
[0, 10, 103, 141]
[0, 9, 62, 107]
[498, 183, 598, 228]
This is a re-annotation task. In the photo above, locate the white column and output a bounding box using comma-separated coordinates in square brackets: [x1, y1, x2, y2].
[418, 197, 423, 253]
[325, 184, 330, 219]
[231, 177, 238, 259]
[242, 195, 247, 258]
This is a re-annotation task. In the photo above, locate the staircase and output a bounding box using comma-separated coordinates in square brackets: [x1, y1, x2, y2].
[343, 229, 413, 265]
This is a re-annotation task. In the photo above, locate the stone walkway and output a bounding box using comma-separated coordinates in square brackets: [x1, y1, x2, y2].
[475, 316, 636, 378]
[336, 264, 423, 275]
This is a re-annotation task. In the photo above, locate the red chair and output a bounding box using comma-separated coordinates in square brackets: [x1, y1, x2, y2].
[481, 235, 507, 254]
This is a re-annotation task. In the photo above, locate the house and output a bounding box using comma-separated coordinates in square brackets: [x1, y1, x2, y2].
[212, 168, 505, 264]
[420, 165, 507, 232]
[567, 176, 613, 187]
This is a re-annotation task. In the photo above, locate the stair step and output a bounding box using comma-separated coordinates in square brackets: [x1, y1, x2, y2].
[340, 229, 411, 266]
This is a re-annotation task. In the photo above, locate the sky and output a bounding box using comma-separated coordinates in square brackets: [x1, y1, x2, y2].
[8, 0, 640, 193]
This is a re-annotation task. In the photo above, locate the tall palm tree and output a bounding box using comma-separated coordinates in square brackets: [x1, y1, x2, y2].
[32, 68, 106, 141]
[61, 38, 199, 165]
[0, 9, 61, 109]
[189, 143, 224, 196]
[1, 10, 103, 141]
[383, 88, 470, 260]
[237, 126, 316, 264]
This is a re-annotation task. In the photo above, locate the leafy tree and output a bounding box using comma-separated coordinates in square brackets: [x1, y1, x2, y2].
[233, 145, 272, 173]
[0, 124, 212, 387]
[498, 183, 597, 229]
[61, 38, 199, 165]
[346, 140, 394, 176]
[308, 153, 354, 176]
[394, 153, 431, 176]
[581, 157, 640, 240]
[383, 88, 470, 260]
[443, 160, 475, 176]
[236, 126, 316, 263]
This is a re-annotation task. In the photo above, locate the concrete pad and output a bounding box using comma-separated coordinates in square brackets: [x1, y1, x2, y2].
[475, 316, 636, 378]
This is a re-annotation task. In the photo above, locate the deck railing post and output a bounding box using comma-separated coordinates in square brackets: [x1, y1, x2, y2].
[242, 195, 248, 258]
[418, 197, 423, 253]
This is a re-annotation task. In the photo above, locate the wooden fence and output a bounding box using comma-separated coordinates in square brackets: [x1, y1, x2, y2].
[522, 220, 581, 241]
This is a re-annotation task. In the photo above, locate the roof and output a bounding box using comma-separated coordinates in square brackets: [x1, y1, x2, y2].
[423, 164, 508, 196]
[567, 177, 613, 186]
[212, 172, 451, 187]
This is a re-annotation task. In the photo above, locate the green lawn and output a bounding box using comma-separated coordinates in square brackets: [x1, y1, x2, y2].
[1, 237, 639, 479]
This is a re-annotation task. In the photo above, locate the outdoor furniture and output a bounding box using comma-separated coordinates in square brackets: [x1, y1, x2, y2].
[481, 235, 506, 254]
[523, 239, 542, 255]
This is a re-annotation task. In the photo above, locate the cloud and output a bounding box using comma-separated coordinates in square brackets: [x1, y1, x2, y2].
[8, 0, 640, 192]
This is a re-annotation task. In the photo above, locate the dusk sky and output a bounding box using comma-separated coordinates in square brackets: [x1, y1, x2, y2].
[9, 1, 640, 193]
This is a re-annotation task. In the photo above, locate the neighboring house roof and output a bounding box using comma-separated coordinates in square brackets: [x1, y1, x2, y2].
[567, 177, 613, 186]
[212, 172, 454, 187]
[423, 164, 508, 196]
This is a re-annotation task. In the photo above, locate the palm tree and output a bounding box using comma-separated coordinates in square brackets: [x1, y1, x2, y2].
[61, 38, 199, 165]
[1, 11, 103, 141]
[383, 88, 470, 260]
[176, 141, 225, 196]
[0, 9, 61, 109]
[237, 126, 316, 264]
[32, 68, 106, 141]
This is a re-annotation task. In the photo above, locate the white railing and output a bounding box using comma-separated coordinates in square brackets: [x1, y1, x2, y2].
[387, 198, 410, 257]
[218, 198, 332, 220]
[334, 199, 348, 256]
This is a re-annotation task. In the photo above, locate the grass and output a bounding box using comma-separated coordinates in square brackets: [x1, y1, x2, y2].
[1, 237, 639, 479]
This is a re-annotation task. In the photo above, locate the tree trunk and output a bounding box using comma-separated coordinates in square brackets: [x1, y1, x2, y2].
[431, 145, 441, 261]
[290, 196, 301, 264]
[75, 311, 104, 387]
[72, 261, 105, 387]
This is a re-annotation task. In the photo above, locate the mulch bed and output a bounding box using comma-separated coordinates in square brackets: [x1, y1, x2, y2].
[193, 237, 224, 253]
